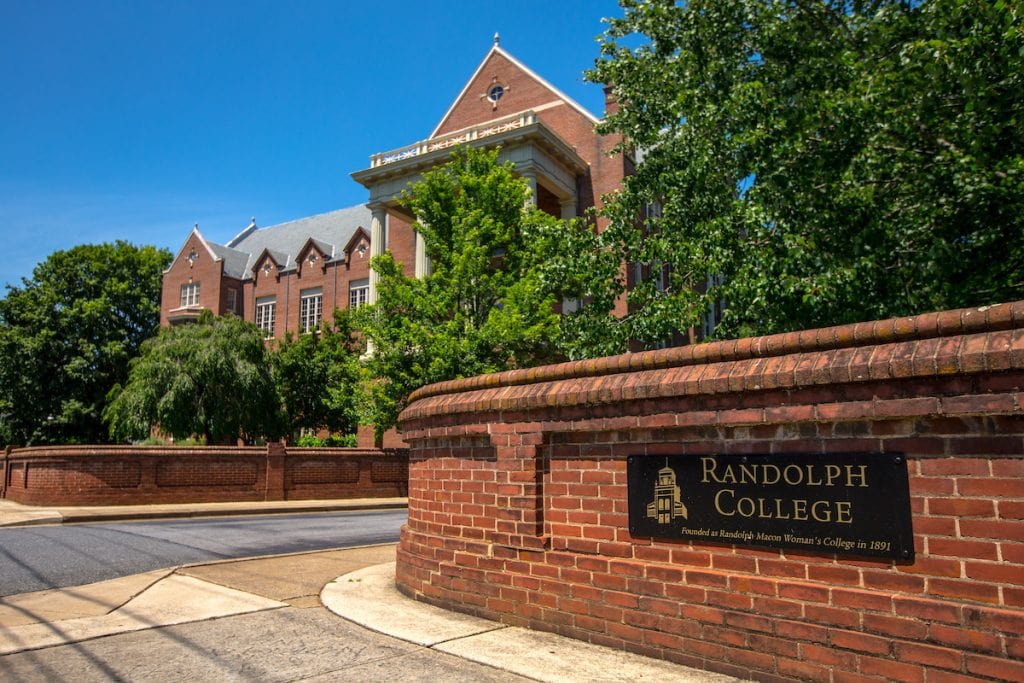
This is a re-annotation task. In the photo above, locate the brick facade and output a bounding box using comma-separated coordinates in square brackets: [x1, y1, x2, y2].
[396, 302, 1024, 681]
[1, 444, 408, 505]
[160, 41, 628, 338]
[160, 231, 234, 326]
[162, 220, 378, 339]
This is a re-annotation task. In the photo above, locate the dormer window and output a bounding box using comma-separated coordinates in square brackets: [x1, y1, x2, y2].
[308, 252, 318, 265]
[263, 262, 273, 275]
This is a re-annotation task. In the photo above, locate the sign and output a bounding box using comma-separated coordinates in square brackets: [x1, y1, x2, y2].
[627, 453, 914, 561]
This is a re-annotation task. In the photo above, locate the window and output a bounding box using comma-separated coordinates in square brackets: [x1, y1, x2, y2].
[226, 288, 238, 315]
[349, 279, 369, 309]
[299, 287, 322, 333]
[180, 282, 200, 307]
[256, 296, 276, 338]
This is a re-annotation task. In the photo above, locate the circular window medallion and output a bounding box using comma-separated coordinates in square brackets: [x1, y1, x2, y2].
[482, 77, 510, 110]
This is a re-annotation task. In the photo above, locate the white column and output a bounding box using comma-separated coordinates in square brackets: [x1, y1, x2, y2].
[560, 197, 577, 220]
[414, 229, 431, 278]
[368, 204, 386, 305]
[560, 196, 580, 315]
[521, 171, 537, 208]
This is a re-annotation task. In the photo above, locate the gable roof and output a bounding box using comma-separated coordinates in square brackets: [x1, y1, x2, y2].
[430, 42, 599, 139]
[227, 205, 371, 278]
[165, 226, 222, 274]
[343, 226, 370, 255]
[207, 242, 251, 279]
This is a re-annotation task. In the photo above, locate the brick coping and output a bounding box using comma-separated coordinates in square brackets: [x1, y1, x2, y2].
[408, 302, 1024, 404]
[5, 446, 406, 459]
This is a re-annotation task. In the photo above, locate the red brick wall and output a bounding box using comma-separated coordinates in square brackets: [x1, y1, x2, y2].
[2, 445, 408, 505]
[385, 212, 417, 277]
[161, 233, 224, 325]
[435, 51, 572, 138]
[397, 302, 1024, 682]
[246, 253, 284, 335]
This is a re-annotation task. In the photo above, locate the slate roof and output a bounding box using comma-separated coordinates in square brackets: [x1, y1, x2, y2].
[207, 242, 251, 279]
[216, 205, 371, 280]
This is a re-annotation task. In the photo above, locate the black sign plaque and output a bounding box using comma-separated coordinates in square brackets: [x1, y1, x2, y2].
[627, 452, 914, 561]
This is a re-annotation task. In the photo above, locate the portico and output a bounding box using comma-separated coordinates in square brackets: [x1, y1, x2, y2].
[352, 109, 589, 303]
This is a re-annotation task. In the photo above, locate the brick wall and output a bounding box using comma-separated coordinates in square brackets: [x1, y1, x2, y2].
[2, 444, 408, 506]
[396, 302, 1024, 682]
[161, 232, 225, 325]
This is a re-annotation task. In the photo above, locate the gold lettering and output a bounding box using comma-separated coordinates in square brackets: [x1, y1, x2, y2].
[835, 501, 853, 524]
[783, 465, 803, 485]
[720, 464, 737, 484]
[714, 489, 735, 515]
[736, 496, 756, 517]
[811, 500, 832, 522]
[825, 465, 842, 486]
[738, 463, 758, 484]
[805, 465, 823, 486]
[762, 464, 781, 485]
[792, 499, 808, 520]
[702, 457, 720, 483]
[846, 465, 868, 488]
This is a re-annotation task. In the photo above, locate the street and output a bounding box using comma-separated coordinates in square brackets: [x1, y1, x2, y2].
[0, 509, 406, 596]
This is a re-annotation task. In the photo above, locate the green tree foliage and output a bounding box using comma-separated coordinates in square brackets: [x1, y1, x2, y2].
[356, 147, 564, 433]
[0, 241, 171, 445]
[104, 311, 281, 444]
[576, 0, 1024, 345]
[274, 309, 363, 440]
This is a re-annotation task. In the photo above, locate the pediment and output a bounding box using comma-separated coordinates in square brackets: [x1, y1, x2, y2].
[431, 45, 598, 139]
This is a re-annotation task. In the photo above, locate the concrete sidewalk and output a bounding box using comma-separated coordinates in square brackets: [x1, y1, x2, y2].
[0, 497, 408, 527]
[0, 544, 741, 682]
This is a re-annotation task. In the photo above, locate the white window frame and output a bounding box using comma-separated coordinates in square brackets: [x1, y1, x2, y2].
[255, 296, 276, 338]
[180, 282, 200, 307]
[299, 287, 322, 334]
[348, 279, 369, 309]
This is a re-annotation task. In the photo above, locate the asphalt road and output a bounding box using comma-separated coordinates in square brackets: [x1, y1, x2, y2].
[0, 509, 406, 596]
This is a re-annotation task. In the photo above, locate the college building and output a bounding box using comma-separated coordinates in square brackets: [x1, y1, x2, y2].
[160, 36, 631, 337]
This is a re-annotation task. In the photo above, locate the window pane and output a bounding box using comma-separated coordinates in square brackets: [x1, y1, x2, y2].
[255, 296, 276, 338]
[349, 278, 369, 309]
[180, 283, 200, 307]
[299, 288, 322, 333]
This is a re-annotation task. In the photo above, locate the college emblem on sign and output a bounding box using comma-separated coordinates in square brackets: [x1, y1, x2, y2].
[645, 463, 688, 524]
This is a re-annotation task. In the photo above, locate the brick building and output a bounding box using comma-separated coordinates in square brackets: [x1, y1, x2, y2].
[160, 36, 631, 337]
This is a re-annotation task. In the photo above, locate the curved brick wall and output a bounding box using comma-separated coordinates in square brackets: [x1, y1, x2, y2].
[1, 445, 408, 505]
[397, 302, 1024, 682]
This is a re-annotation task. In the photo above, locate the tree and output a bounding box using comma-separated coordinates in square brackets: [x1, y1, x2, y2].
[0, 241, 171, 445]
[274, 309, 363, 440]
[575, 0, 1024, 346]
[356, 147, 565, 433]
[104, 311, 281, 444]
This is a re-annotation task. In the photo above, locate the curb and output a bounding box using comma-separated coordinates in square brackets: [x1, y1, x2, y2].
[58, 501, 408, 525]
[0, 499, 408, 528]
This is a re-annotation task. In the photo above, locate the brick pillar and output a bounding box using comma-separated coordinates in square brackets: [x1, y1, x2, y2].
[0, 445, 9, 498]
[491, 425, 545, 550]
[265, 441, 287, 501]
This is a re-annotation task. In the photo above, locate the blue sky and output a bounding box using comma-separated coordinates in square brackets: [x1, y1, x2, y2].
[0, 0, 623, 289]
